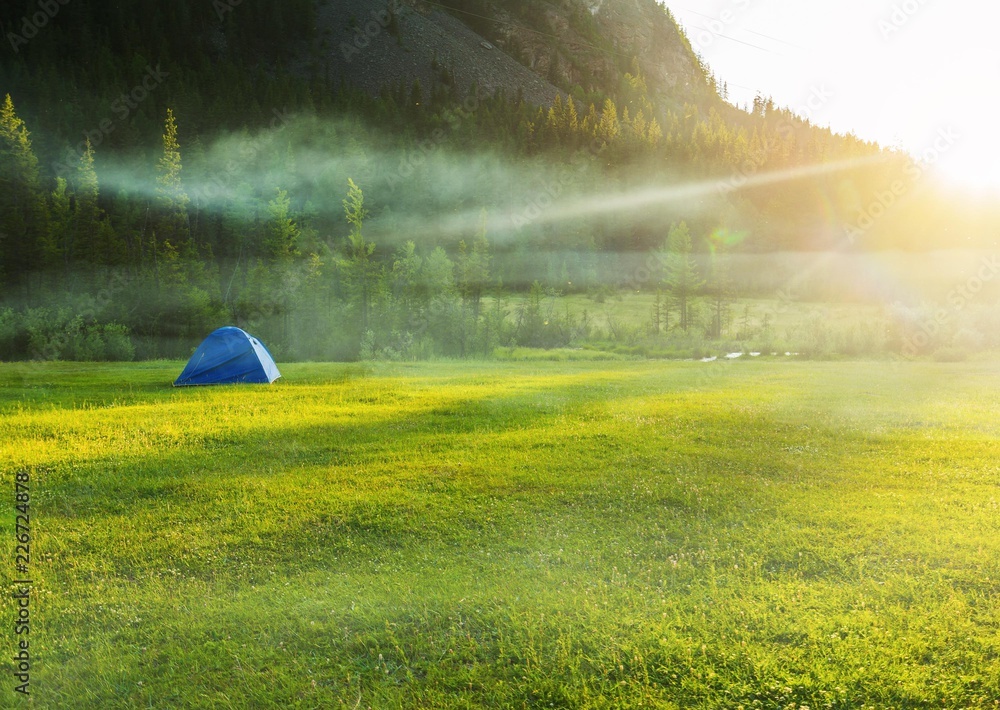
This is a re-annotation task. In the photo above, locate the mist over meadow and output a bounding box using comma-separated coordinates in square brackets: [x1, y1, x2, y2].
[1, 0, 998, 364]
[6, 4, 1000, 708]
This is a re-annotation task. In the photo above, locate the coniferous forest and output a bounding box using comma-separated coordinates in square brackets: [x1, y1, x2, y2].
[1, 0, 996, 361]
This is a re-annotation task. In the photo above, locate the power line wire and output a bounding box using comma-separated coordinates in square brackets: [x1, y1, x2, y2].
[684, 23, 782, 54]
[722, 80, 758, 93]
[744, 27, 803, 50]
[672, 6, 803, 50]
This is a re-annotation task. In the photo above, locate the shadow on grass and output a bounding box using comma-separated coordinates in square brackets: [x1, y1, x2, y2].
[32, 371, 849, 594]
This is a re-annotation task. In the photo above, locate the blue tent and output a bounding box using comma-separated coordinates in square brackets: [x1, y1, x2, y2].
[174, 327, 281, 386]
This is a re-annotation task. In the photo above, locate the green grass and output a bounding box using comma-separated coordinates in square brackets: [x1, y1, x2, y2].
[3, 359, 1000, 708]
[492, 347, 627, 361]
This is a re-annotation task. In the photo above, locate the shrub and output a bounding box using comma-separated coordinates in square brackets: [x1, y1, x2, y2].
[103, 324, 135, 361]
[0, 308, 18, 360]
[75, 328, 106, 362]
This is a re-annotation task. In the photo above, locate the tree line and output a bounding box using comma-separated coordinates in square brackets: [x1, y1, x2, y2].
[0, 0, 989, 361]
[0, 91, 756, 362]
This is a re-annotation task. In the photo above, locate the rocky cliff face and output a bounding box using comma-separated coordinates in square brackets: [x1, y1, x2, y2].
[317, 0, 712, 109]
[591, 0, 709, 101]
[316, 0, 561, 106]
[488, 0, 710, 105]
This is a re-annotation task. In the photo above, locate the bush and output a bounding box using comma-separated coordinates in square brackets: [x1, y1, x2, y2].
[75, 328, 106, 361]
[103, 324, 135, 361]
[0, 308, 18, 360]
[24, 308, 66, 360]
[13, 308, 136, 361]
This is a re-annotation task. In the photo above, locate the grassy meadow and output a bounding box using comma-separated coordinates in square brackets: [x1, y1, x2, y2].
[3, 358, 1000, 708]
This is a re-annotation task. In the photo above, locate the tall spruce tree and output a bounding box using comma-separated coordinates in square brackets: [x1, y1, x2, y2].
[339, 178, 379, 337]
[263, 188, 300, 263]
[0, 94, 45, 291]
[44, 178, 70, 271]
[155, 108, 191, 248]
[74, 139, 102, 264]
[661, 222, 703, 332]
[390, 240, 421, 328]
[597, 98, 620, 145]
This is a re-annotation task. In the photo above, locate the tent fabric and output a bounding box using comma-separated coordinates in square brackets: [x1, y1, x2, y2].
[174, 327, 281, 386]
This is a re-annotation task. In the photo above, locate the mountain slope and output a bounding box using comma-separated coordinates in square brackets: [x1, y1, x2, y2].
[484, 0, 712, 106]
[315, 0, 561, 106]
[312, 0, 713, 110]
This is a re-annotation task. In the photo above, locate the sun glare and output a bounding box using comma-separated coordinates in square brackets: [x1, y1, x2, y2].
[933, 134, 1000, 194]
[922, 66, 1000, 193]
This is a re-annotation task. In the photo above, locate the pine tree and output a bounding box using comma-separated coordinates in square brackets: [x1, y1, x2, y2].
[565, 94, 579, 136]
[647, 117, 663, 147]
[631, 109, 647, 145]
[597, 98, 620, 145]
[155, 108, 191, 246]
[339, 178, 379, 337]
[263, 188, 300, 262]
[420, 246, 455, 302]
[661, 222, 703, 332]
[545, 104, 560, 146]
[583, 103, 599, 138]
[0, 94, 45, 289]
[44, 178, 70, 270]
[390, 240, 421, 330]
[75, 139, 103, 263]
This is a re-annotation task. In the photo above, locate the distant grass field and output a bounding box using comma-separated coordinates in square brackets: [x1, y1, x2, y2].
[493, 293, 901, 359]
[3, 359, 1000, 708]
[499, 293, 886, 335]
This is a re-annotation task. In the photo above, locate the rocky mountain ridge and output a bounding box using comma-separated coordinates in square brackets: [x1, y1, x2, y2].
[315, 0, 712, 109]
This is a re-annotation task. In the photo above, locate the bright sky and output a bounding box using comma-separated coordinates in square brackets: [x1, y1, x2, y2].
[667, 0, 1000, 192]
